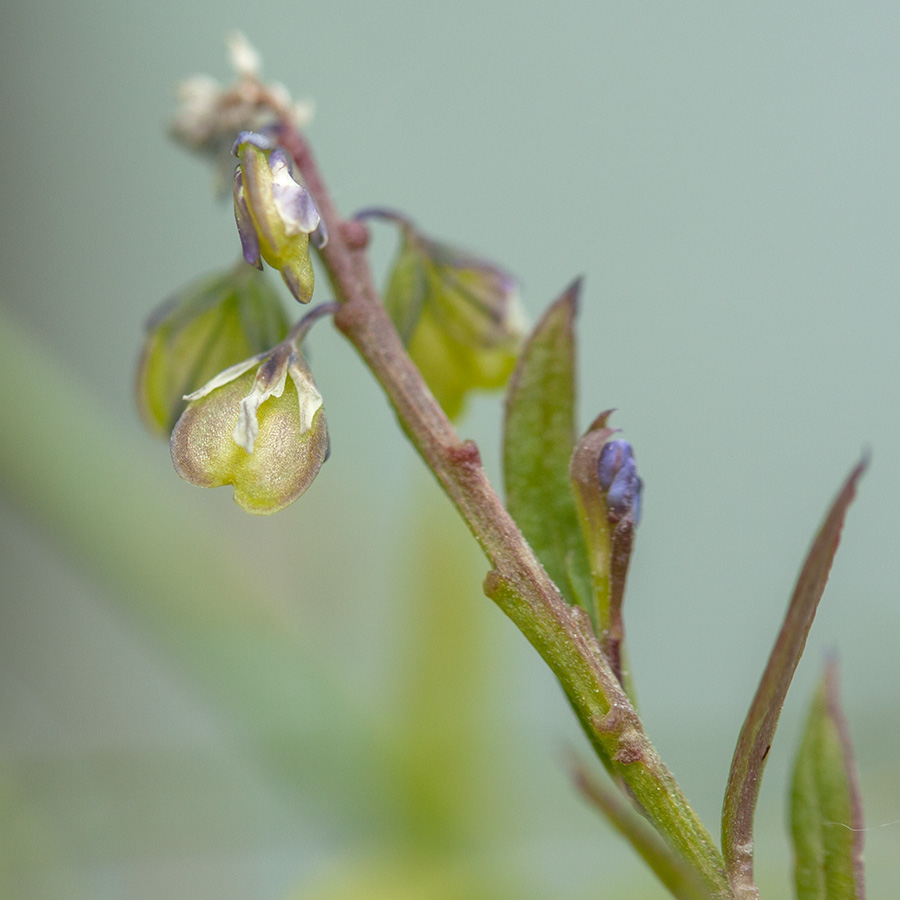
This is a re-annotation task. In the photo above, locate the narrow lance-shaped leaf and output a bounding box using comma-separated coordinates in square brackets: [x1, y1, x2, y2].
[722, 458, 868, 900]
[790, 659, 866, 900]
[502, 280, 593, 613]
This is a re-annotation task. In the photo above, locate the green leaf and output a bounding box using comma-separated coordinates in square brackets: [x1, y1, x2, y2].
[790, 660, 866, 900]
[502, 280, 593, 612]
[722, 459, 867, 897]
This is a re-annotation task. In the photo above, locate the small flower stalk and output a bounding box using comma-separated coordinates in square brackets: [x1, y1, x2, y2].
[233, 131, 324, 303]
[136, 264, 289, 436]
[366, 210, 526, 419]
[569, 413, 643, 690]
[170, 329, 329, 515]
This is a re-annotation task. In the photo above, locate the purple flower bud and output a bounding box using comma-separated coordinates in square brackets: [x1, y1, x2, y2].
[597, 439, 642, 523]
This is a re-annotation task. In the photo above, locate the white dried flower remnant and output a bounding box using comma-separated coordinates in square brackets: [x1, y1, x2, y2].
[169, 32, 313, 185]
[226, 30, 262, 80]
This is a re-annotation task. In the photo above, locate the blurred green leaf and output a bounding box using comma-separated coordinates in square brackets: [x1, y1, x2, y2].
[790, 660, 865, 900]
[502, 280, 592, 613]
[381, 492, 496, 854]
[288, 854, 530, 900]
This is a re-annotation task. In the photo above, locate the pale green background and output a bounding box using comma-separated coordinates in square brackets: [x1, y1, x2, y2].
[1, 3, 898, 899]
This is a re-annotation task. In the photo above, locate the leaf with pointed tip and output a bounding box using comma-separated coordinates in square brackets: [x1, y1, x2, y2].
[502, 280, 593, 613]
[790, 660, 866, 900]
[722, 458, 868, 896]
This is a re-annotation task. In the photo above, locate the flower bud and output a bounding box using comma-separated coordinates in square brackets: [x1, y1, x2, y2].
[569, 414, 642, 690]
[377, 214, 526, 419]
[170, 341, 328, 515]
[596, 439, 643, 525]
[233, 132, 320, 303]
[136, 265, 289, 436]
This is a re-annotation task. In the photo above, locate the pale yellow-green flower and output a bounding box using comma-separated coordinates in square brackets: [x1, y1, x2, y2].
[375, 212, 526, 419]
[170, 340, 328, 514]
[233, 131, 323, 304]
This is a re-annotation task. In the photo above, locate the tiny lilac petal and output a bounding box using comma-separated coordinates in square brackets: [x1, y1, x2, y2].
[633, 476, 644, 526]
[267, 148, 291, 171]
[233, 169, 262, 267]
[597, 439, 633, 490]
[232, 130, 273, 156]
[606, 456, 639, 519]
[310, 219, 329, 250]
[269, 151, 320, 235]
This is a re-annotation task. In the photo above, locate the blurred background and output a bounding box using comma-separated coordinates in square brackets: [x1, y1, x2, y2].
[1, 3, 898, 898]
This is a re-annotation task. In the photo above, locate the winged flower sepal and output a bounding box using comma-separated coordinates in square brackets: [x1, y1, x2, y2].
[375, 212, 526, 419]
[170, 340, 328, 515]
[233, 131, 322, 303]
[136, 264, 289, 436]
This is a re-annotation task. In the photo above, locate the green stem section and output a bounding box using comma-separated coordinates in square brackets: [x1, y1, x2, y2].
[279, 122, 732, 899]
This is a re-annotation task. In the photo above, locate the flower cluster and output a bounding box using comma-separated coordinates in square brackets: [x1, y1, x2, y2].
[149, 42, 529, 516]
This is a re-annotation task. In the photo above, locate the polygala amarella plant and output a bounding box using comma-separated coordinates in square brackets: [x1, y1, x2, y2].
[137, 33, 874, 900]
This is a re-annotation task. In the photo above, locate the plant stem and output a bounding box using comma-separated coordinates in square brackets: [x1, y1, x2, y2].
[278, 120, 732, 899]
